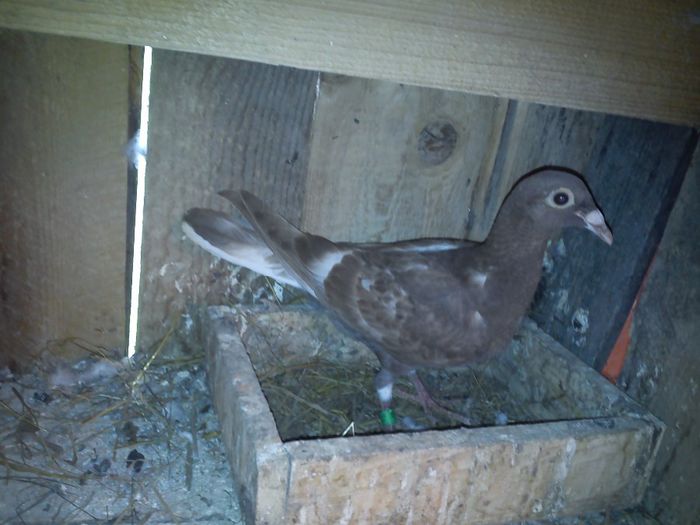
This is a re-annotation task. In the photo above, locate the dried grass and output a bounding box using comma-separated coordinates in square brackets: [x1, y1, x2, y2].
[0, 326, 241, 524]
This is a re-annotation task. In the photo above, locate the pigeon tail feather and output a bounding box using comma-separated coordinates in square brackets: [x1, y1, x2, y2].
[182, 208, 300, 288]
[219, 190, 345, 299]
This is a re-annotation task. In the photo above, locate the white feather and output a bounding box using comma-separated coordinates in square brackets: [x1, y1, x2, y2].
[386, 242, 461, 253]
[469, 271, 488, 287]
[310, 250, 347, 281]
[377, 384, 393, 403]
[182, 221, 301, 288]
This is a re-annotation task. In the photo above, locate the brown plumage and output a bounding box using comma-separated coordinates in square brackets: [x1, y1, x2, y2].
[183, 168, 612, 424]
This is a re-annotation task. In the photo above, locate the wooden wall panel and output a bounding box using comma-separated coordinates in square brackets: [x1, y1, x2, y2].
[302, 90, 697, 368]
[138, 51, 317, 350]
[138, 50, 696, 372]
[618, 143, 700, 525]
[302, 74, 508, 242]
[0, 30, 128, 367]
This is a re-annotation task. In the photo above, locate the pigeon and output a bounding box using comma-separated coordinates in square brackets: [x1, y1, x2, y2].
[182, 168, 612, 426]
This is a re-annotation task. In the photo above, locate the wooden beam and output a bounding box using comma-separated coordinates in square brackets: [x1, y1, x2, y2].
[0, 30, 128, 366]
[0, 1, 698, 125]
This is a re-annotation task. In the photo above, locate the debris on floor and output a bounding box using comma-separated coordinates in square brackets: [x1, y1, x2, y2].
[0, 332, 243, 524]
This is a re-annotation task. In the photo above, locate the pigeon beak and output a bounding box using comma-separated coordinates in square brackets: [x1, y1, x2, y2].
[576, 209, 613, 245]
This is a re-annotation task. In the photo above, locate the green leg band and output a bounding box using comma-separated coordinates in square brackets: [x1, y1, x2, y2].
[379, 408, 396, 426]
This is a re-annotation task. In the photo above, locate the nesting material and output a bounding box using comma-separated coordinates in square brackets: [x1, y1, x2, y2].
[0, 334, 243, 524]
[201, 304, 664, 525]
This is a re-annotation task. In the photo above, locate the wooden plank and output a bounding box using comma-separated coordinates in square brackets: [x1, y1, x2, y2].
[138, 50, 317, 350]
[618, 143, 700, 525]
[201, 306, 287, 524]
[0, 30, 128, 367]
[466, 101, 607, 239]
[285, 421, 652, 523]
[0, 1, 698, 125]
[302, 74, 508, 242]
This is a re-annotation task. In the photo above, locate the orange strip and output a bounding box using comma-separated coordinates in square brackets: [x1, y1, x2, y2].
[602, 308, 634, 383]
[602, 251, 657, 383]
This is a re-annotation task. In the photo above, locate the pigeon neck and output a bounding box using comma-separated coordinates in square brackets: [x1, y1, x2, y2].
[484, 201, 553, 262]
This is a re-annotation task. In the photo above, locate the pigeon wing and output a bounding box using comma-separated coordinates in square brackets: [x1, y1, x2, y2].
[324, 248, 489, 368]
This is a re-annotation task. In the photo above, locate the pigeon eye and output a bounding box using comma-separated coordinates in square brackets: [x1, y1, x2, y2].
[554, 192, 569, 205]
[546, 188, 574, 209]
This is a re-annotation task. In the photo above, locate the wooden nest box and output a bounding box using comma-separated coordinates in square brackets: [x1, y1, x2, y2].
[201, 305, 663, 524]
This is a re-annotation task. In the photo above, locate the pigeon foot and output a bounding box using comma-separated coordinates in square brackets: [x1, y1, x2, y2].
[397, 372, 473, 427]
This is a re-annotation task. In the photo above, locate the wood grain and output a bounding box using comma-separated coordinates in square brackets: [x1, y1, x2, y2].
[0, 30, 128, 366]
[0, 1, 698, 125]
[138, 50, 317, 350]
[467, 101, 607, 237]
[619, 142, 700, 525]
[303, 74, 508, 242]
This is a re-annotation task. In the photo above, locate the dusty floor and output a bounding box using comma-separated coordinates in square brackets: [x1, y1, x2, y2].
[0, 335, 243, 524]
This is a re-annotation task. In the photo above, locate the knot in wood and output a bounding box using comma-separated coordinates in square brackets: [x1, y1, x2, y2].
[417, 121, 458, 166]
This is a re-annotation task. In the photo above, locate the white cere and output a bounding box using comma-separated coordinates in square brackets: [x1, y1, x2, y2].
[584, 209, 605, 226]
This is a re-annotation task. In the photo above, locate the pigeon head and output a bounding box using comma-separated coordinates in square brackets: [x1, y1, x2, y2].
[500, 169, 613, 246]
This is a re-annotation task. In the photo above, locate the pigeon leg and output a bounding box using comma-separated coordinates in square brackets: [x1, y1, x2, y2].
[374, 368, 396, 427]
[408, 371, 473, 426]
